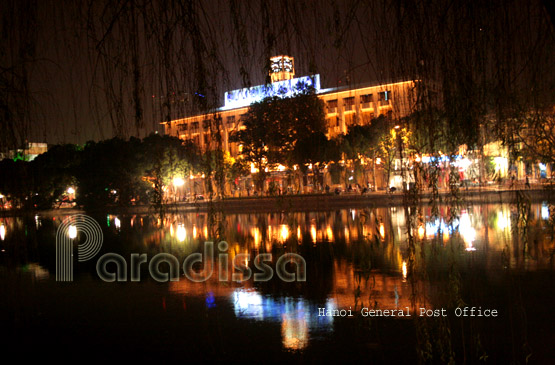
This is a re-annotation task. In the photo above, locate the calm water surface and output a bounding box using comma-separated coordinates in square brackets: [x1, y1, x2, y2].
[1, 201, 554, 362]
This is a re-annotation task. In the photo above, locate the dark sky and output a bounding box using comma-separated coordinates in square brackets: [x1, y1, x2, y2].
[2, 0, 553, 148]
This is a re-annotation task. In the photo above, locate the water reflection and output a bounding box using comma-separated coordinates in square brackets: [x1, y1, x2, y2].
[1, 201, 554, 359]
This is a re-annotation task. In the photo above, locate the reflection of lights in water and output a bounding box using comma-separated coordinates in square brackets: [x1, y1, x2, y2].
[418, 225, 425, 240]
[344, 227, 350, 242]
[205, 292, 216, 308]
[176, 225, 186, 242]
[0, 224, 5, 241]
[233, 290, 264, 320]
[232, 290, 309, 350]
[496, 210, 511, 230]
[541, 203, 550, 220]
[192, 225, 197, 239]
[379, 223, 385, 238]
[204, 226, 208, 238]
[459, 211, 476, 250]
[297, 226, 301, 241]
[170, 224, 174, 237]
[35, 215, 40, 229]
[425, 218, 451, 239]
[251, 227, 261, 248]
[27, 263, 49, 280]
[310, 225, 317, 243]
[114, 217, 121, 229]
[351, 209, 355, 221]
[280, 225, 290, 242]
[326, 226, 333, 241]
[281, 314, 308, 350]
[402, 261, 407, 279]
[68, 225, 77, 239]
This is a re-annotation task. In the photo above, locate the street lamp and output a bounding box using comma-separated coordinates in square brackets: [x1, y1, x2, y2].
[173, 177, 185, 187]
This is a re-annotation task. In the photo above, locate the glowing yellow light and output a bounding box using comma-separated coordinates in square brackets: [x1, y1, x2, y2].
[402, 261, 407, 279]
[173, 177, 185, 187]
[277, 164, 286, 172]
[459, 211, 476, 248]
[0, 224, 5, 241]
[497, 210, 511, 230]
[310, 225, 317, 243]
[68, 225, 77, 239]
[280, 225, 290, 242]
[379, 223, 385, 238]
[418, 225, 425, 240]
[281, 315, 308, 350]
[204, 226, 208, 238]
[114, 217, 121, 229]
[250, 163, 258, 174]
[192, 225, 198, 239]
[297, 226, 301, 241]
[376, 158, 381, 165]
[176, 224, 186, 242]
[251, 227, 261, 248]
[326, 226, 333, 241]
[67, 187, 75, 194]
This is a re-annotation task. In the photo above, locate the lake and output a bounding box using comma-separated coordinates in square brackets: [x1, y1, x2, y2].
[1, 199, 554, 362]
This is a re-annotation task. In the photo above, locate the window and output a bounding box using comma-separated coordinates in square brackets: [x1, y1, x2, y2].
[191, 122, 199, 131]
[343, 96, 355, 106]
[202, 119, 210, 130]
[177, 123, 188, 131]
[226, 115, 235, 126]
[378, 91, 391, 101]
[361, 94, 373, 103]
[327, 99, 338, 108]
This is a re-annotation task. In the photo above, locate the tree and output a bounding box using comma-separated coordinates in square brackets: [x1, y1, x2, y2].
[142, 134, 199, 213]
[341, 115, 389, 190]
[230, 85, 327, 192]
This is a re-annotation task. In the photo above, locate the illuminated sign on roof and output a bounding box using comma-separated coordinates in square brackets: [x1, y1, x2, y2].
[223, 74, 321, 110]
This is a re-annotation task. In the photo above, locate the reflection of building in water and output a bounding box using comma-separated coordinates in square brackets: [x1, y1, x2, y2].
[329, 260, 429, 313]
[232, 290, 325, 350]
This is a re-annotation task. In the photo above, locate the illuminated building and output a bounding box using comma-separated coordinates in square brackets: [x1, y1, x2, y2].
[164, 56, 416, 157]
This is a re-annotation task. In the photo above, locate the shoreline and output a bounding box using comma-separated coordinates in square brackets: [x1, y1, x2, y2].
[2, 186, 554, 216]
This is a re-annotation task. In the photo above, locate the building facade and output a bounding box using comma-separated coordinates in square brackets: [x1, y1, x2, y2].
[164, 56, 416, 159]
